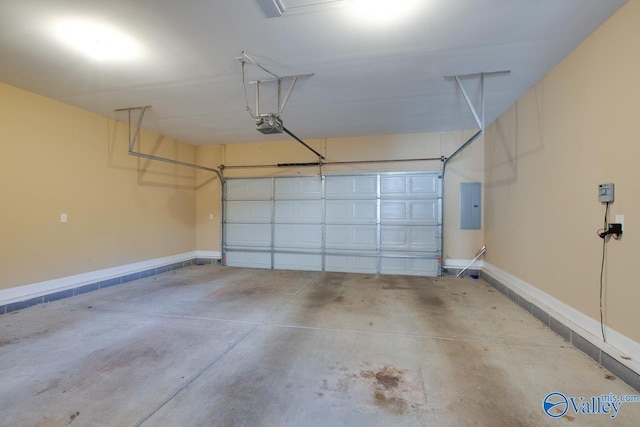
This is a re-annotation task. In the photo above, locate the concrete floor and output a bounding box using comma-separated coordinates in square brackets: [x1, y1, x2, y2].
[1, 266, 639, 426]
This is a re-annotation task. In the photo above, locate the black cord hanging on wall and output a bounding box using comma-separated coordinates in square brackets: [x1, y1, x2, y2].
[597, 202, 610, 342]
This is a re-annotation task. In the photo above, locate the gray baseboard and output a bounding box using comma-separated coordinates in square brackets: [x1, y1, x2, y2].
[196, 258, 217, 265]
[443, 267, 481, 278]
[0, 258, 219, 316]
[480, 271, 640, 393]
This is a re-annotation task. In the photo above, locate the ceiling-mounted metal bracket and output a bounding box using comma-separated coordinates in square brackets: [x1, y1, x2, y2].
[113, 105, 222, 181]
[237, 52, 314, 118]
[249, 74, 314, 115]
[445, 70, 511, 132]
[114, 106, 151, 152]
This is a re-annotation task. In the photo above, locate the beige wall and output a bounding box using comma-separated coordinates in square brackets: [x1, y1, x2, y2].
[195, 145, 223, 252]
[0, 83, 197, 290]
[194, 130, 485, 261]
[0, 79, 484, 293]
[1, 76, 486, 292]
[485, 0, 640, 342]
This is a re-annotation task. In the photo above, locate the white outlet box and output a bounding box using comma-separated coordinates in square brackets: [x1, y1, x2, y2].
[209, 213, 214, 220]
[60, 213, 68, 223]
[616, 214, 624, 230]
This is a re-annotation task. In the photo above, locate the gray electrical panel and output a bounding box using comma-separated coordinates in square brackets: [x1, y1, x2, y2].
[461, 182, 482, 230]
[599, 183, 614, 203]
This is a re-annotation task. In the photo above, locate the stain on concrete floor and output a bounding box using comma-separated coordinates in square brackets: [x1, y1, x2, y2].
[361, 365, 411, 414]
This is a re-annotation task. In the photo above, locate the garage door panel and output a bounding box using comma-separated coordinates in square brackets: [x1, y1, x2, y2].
[325, 255, 377, 274]
[381, 174, 440, 198]
[225, 251, 271, 269]
[326, 176, 377, 199]
[381, 226, 439, 252]
[225, 179, 272, 200]
[274, 253, 322, 271]
[326, 225, 377, 250]
[226, 224, 271, 247]
[380, 201, 404, 221]
[274, 224, 322, 249]
[380, 176, 406, 196]
[226, 201, 272, 223]
[408, 175, 440, 197]
[275, 200, 323, 223]
[275, 177, 322, 199]
[410, 201, 438, 222]
[380, 200, 438, 225]
[380, 258, 438, 276]
[325, 200, 377, 224]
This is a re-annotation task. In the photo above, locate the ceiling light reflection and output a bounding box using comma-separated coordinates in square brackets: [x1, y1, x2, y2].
[52, 19, 143, 62]
[348, 0, 423, 26]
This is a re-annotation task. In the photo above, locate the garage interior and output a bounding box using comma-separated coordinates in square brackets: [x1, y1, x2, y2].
[2, 0, 640, 425]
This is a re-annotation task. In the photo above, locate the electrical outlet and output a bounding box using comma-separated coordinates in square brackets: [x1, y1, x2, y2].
[616, 215, 624, 231]
[60, 213, 68, 223]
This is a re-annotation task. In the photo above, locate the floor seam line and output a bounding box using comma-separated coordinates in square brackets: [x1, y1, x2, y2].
[133, 323, 260, 427]
[132, 275, 318, 426]
[262, 322, 570, 348]
[258, 274, 319, 325]
[87, 306, 259, 326]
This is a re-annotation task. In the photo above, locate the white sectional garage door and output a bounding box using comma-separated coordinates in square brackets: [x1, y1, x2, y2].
[223, 173, 442, 276]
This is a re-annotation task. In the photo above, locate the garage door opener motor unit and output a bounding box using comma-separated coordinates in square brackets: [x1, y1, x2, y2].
[256, 113, 283, 134]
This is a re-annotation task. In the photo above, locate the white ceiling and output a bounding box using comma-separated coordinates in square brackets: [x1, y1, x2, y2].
[0, 0, 627, 145]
